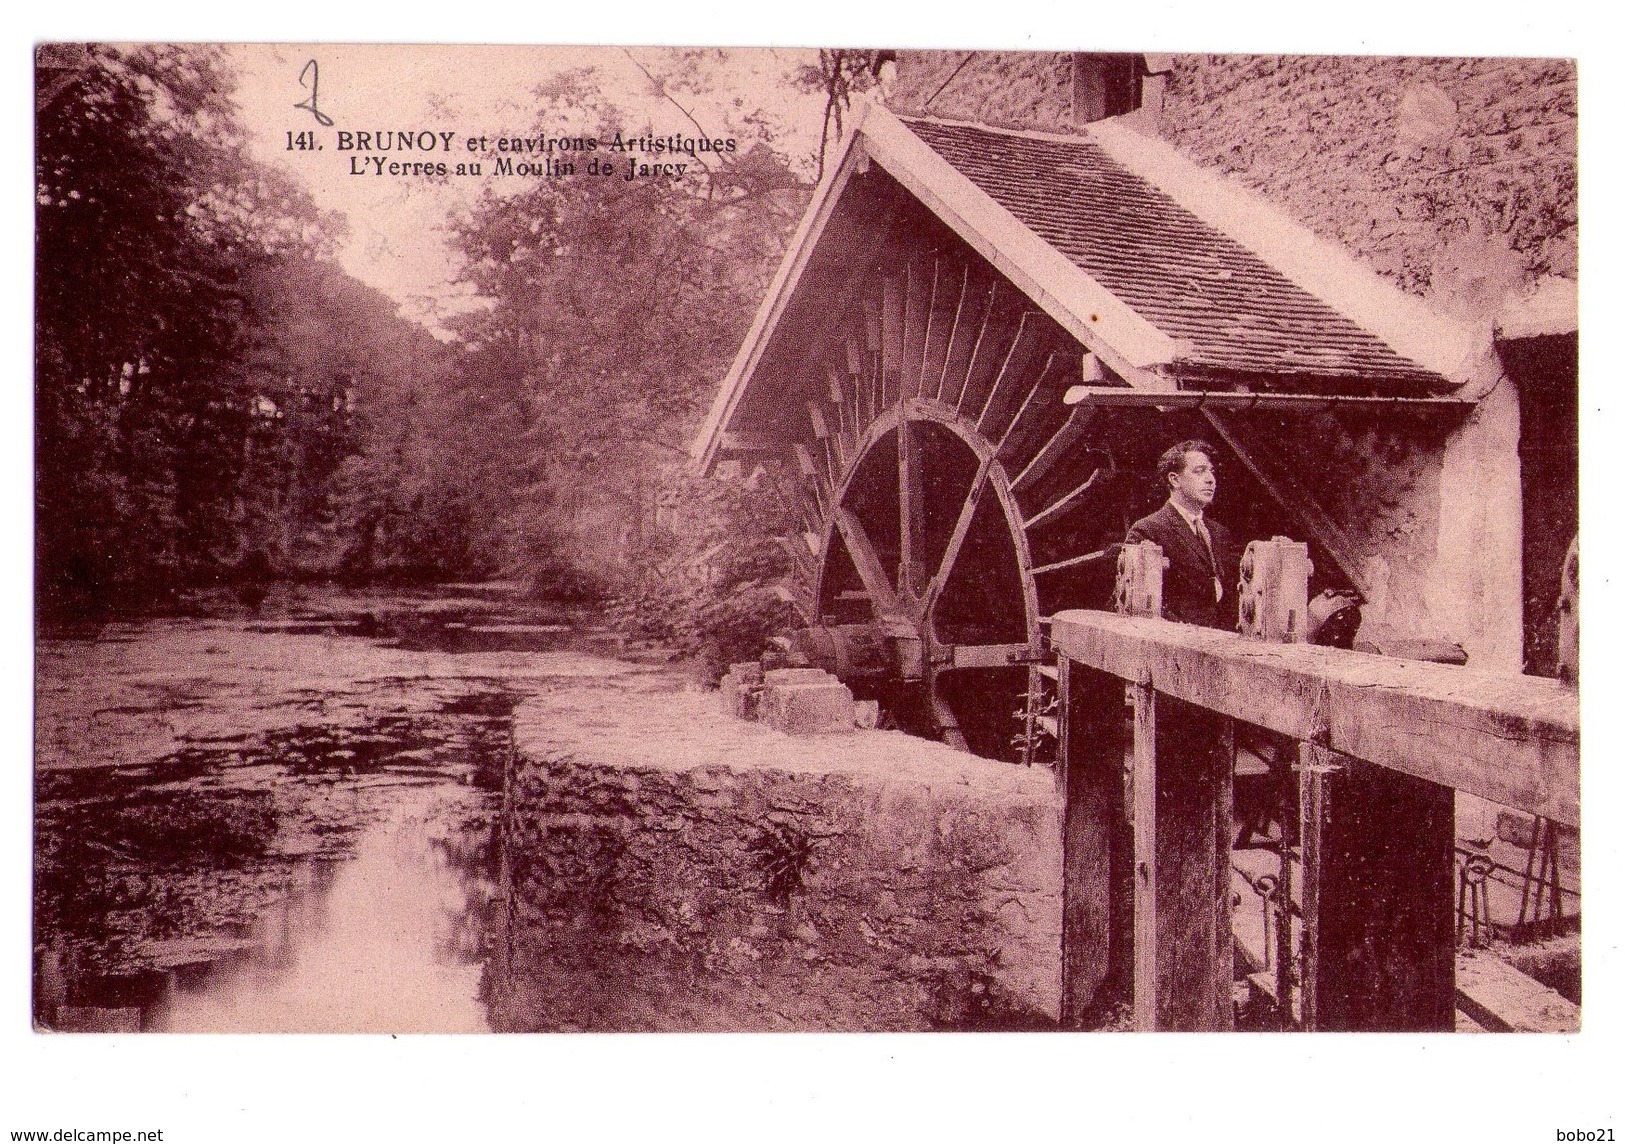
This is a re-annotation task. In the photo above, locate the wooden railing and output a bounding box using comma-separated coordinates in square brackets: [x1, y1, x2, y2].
[1048, 608, 1579, 1031]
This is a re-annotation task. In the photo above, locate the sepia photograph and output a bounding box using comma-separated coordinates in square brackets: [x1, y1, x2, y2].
[16, 10, 1607, 1139]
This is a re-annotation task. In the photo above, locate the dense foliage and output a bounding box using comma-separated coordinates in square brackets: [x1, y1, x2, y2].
[36, 46, 466, 615]
[436, 70, 812, 658]
[38, 47, 820, 666]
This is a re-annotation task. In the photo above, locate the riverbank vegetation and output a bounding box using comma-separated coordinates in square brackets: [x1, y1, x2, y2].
[37, 46, 835, 669]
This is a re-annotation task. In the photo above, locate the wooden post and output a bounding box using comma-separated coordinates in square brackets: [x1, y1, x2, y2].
[1059, 660, 1132, 1025]
[1115, 538, 1233, 1030]
[1299, 746, 1456, 1030]
[1131, 676, 1157, 1029]
[1138, 690, 1233, 1030]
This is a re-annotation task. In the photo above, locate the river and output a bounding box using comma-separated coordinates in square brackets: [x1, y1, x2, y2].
[32, 582, 680, 1033]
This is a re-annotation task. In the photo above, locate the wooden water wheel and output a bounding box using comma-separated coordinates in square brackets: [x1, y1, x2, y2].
[765, 246, 1117, 761]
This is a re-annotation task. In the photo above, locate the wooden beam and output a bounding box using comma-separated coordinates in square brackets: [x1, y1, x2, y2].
[996, 351, 1058, 460]
[718, 430, 778, 454]
[934, 263, 974, 403]
[952, 279, 1003, 416]
[1059, 662, 1133, 1024]
[976, 312, 1048, 439]
[1023, 466, 1109, 532]
[1011, 406, 1095, 495]
[901, 259, 927, 399]
[1061, 387, 1472, 414]
[1298, 752, 1456, 1031]
[1203, 411, 1372, 601]
[834, 507, 901, 616]
[924, 462, 990, 615]
[1048, 610, 1579, 826]
[1131, 679, 1158, 1030]
[923, 259, 960, 401]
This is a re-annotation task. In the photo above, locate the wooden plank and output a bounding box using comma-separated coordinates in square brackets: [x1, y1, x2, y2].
[923, 260, 962, 400]
[1148, 693, 1233, 1031]
[1211, 718, 1236, 1027]
[942, 276, 996, 411]
[881, 274, 905, 404]
[900, 259, 928, 400]
[1298, 754, 1329, 1029]
[1301, 755, 1456, 1031]
[1131, 679, 1157, 1031]
[718, 430, 779, 454]
[976, 312, 1049, 440]
[898, 415, 925, 597]
[1048, 610, 1579, 826]
[945, 641, 1032, 670]
[1061, 388, 1472, 414]
[1060, 662, 1133, 1025]
[846, 331, 876, 431]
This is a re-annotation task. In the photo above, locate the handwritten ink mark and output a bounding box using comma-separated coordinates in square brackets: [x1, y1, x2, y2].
[294, 60, 334, 127]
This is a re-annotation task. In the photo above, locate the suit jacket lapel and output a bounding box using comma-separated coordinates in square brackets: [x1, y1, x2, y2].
[1158, 502, 1213, 574]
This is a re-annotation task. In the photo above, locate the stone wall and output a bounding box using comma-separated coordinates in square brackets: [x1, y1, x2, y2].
[886, 50, 1076, 133]
[484, 688, 1063, 1031]
[1155, 55, 1576, 320]
[889, 51, 1578, 317]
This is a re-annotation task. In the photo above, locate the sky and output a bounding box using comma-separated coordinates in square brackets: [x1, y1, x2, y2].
[225, 44, 830, 334]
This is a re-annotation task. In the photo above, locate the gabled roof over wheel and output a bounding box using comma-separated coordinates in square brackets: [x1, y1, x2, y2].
[693, 104, 1480, 474]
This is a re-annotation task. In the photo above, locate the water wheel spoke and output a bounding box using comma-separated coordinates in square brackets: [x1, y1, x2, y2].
[924, 461, 990, 611]
[833, 506, 901, 616]
[922, 259, 958, 401]
[995, 349, 1058, 460]
[975, 312, 1046, 438]
[1023, 462, 1109, 532]
[939, 267, 986, 408]
[897, 415, 925, 598]
[1011, 406, 1095, 494]
[954, 280, 1007, 417]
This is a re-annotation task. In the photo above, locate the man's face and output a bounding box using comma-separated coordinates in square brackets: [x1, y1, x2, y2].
[1168, 450, 1216, 511]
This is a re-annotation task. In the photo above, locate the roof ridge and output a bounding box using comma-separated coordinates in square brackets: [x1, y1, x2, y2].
[894, 112, 1111, 149]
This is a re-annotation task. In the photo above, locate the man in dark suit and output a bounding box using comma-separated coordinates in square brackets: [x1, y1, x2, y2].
[1125, 440, 1238, 630]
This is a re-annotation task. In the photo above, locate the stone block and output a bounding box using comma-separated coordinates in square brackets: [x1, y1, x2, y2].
[764, 680, 856, 735]
[720, 665, 764, 721]
[763, 667, 832, 686]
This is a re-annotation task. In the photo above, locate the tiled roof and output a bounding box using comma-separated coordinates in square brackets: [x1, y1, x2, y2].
[901, 116, 1448, 392]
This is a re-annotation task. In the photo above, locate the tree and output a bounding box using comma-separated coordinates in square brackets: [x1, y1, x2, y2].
[441, 68, 809, 601]
[35, 44, 334, 615]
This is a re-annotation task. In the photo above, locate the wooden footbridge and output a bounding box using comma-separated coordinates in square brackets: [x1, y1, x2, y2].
[1049, 595, 1577, 1030]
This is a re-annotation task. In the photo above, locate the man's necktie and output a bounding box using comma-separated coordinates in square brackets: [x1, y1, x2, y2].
[1194, 516, 1222, 603]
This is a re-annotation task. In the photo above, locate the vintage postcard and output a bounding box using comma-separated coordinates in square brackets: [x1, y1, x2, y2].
[23, 29, 1596, 1140]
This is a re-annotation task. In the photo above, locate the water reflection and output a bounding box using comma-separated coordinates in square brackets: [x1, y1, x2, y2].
[153, 789, 493, 1033]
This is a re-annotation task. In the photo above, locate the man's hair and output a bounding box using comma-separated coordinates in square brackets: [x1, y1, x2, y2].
[1156, 440, 1217, 492]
